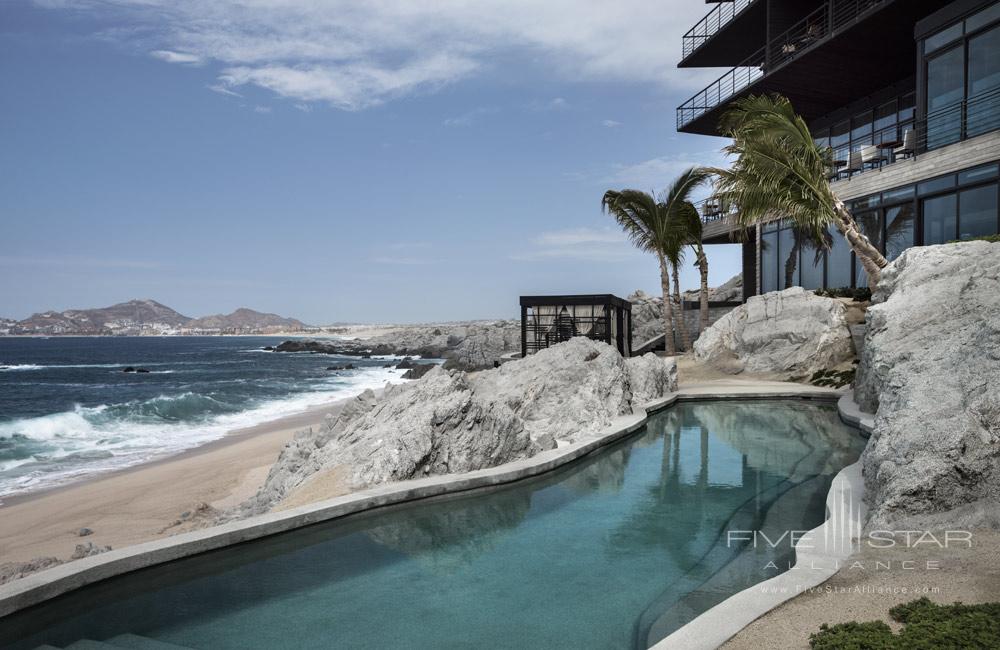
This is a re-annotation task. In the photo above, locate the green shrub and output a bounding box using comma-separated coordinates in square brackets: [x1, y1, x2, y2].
[810, 598, 1000, 649]
[814, 287, 872, 302]
[947, 233, 1000, 244]
[798, 368, 855, 388]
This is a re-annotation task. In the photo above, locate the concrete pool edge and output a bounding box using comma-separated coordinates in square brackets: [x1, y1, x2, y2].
[651, 392, 874, 650]
[0, 384, 849, 620]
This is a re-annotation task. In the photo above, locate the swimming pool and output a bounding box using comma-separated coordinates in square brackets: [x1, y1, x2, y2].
[1, 400, 865, 649]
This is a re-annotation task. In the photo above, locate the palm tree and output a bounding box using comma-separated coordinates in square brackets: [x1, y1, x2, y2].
[711, 94, 888, 287]
[601, 189, 679, 355]
[602, 167, 710, 354]
[674, 171, 715, 333]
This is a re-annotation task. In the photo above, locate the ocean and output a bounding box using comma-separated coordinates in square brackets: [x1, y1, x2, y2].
[0, 336, 405, 499]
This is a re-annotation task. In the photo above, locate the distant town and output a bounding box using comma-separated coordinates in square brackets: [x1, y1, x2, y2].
[0, 299, 318, 337]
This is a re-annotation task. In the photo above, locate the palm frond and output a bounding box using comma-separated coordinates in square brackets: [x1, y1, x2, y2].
[711, 94, 836, 249]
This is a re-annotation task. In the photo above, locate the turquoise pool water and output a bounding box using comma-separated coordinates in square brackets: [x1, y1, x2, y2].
[1, 400, 865, 650]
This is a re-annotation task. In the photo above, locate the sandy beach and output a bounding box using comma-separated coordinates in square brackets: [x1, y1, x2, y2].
[0, 395, 358, 567]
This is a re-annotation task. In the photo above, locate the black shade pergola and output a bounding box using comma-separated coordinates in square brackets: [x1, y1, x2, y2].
[519, 294, 632, 358]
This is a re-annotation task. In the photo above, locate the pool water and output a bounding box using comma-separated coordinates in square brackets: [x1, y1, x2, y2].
[1, 400, 865, 650]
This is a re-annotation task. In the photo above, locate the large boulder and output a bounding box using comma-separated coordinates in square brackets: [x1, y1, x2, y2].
[855, 242, 1000, 529]
[241, 338, 677, 514]
[693, 287, 854, 375]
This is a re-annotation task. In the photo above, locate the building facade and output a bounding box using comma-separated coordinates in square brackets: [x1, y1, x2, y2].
[679, 0, 1000, 296]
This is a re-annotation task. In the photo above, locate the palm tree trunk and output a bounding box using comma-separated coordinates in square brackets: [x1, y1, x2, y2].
[783, 237, 801, 289]
[658, 255, 677, 356]
[672, 264, 691, 351]
[696, 244, 709, 333]
[833, 200, 888, 287]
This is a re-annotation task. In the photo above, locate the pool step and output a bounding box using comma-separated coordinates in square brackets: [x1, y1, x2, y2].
[39, 635, 194, 650]
[105, 634, 194, 650]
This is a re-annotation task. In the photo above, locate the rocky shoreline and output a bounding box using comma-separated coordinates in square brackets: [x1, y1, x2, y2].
[268, 320, 520, 371]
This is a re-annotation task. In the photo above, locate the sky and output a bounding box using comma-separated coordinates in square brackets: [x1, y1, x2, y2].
[0, 0, 739, 324]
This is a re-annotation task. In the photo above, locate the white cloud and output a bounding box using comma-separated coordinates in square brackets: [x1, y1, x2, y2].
[443, 106, 500, 127]
[604, 151, 726, 192]
[253, 105, 272, 113]
[150, 50, 201, 65]
[40, 1, 718, 110]
[513, 227, 638, 263]
[601, 119, 622, 128]
[207, 84, 242, 97]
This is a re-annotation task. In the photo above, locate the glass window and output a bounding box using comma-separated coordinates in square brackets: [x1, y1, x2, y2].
[830, 119, 850, 162]
[885, 204, 916, 260]
[925, 23, 963, 54]
[761, 231, 778, 293]
[926, 46, 966, 148]
[826, 226, 852, 289]
[898, 92, 916, 122]
[958, 184, 999, 240]
[882, 185, 915, 203]
[854, 211, 882, 288]
[799, 240, 825, 290]
[959, 164, 999, 184]
[967, 24, 1000, 137]
[851, 195, 879, 211]
[778, 227, 800, 289]
[851, 111, 872, 141]
[874, 100, 897, 143]
[922, 193, 958, 244]
[918, 174, 956, 195]
[966, 3, 1000, 33]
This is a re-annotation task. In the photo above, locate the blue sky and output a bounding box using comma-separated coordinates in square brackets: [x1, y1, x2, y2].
[0, 0, 739, 324]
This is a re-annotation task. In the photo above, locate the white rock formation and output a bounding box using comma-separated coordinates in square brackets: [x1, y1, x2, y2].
[364, 320, 520, 369]
[855, 242, 1000, 529]
[241, 338, 677, 514]
[630, 274, 743, 347]
[693, 287, 854, 375]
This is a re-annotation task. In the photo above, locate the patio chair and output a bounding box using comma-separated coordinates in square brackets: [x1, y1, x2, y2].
[894, 129, 916, 159]
[843, 150, 863, 177]
[860, 145, 886, 170]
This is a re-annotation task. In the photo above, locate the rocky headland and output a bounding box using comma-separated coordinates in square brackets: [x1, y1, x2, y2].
[237, 337, 677, 516]
[272, 320, 520, 370]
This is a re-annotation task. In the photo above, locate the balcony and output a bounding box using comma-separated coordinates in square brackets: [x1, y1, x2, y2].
[676, 0, 935, 135]
[831, 87, 1000, 182]
[680, 0, 766, 68]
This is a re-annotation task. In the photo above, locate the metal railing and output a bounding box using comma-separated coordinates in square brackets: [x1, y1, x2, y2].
[677, 0, 888, 131]
[676, 47, 766, 130]
[682, 0, 757, 60]
[695, 196, 738, 225]
[832, 87, 1000, 181]
[918, 86, 1000, 152]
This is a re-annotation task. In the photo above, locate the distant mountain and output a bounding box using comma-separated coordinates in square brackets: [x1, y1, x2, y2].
[16, 299, 192, 334]
[7, 300, 307, 336]
[185, 308, 306, 331]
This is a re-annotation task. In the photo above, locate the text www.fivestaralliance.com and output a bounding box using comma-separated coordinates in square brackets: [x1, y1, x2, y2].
[759, 585, 941, 596]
